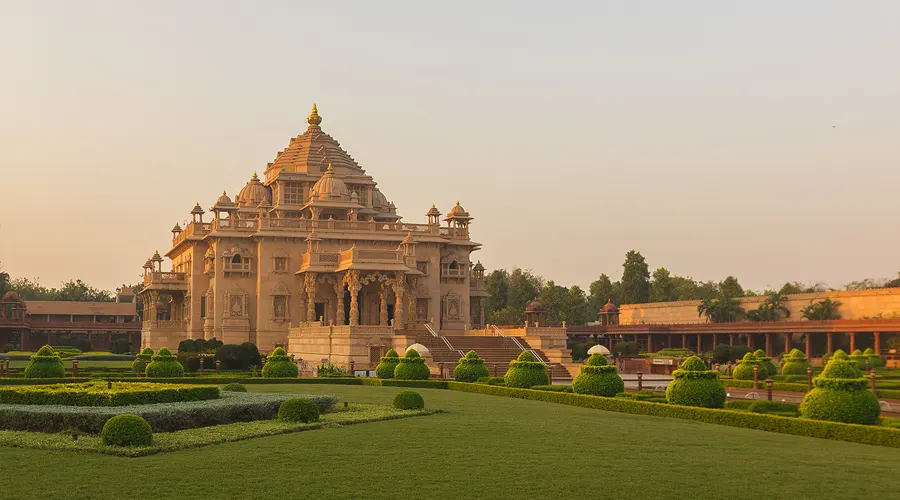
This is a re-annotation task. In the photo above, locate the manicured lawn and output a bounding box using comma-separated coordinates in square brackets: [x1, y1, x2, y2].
[1, 384, 898, 499]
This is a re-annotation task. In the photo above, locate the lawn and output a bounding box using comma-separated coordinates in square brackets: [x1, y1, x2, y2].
[0, 384, 898, 500]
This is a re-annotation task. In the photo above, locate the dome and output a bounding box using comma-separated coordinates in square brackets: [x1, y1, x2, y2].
[310, 164, 349, 201]
[524, 300, 546, 313]
[447, 201, 469, 218]
[190, 202, 205, 215]
[372, 188, 388, 208]
[601, 299, 619, 313]
[1, 291, 22, 302]
[171, 223, 182, 233]
[216, 191, 233, 205]
[236, 172, 272, 207]
[587, 344, 611, 356]
[406, 343, 431, 357]
[426, 204, 441, 217]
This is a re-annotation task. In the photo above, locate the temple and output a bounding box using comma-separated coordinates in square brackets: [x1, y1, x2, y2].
[138, 105, 493, 368]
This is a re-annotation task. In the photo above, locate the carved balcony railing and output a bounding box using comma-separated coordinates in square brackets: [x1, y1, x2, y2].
[143, 272, 188, 287]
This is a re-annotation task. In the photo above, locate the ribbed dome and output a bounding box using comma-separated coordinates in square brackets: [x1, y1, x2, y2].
[447, 201, 468, 217]
[372, 188, 388, 208]
[237, 172, 272, 207]
[215, 191, 233, 205]
[2, 291, 23, 302]
[310, 164, 349, 201]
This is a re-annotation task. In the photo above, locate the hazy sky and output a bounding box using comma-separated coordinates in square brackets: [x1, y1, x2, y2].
[1, 1, 898, 294]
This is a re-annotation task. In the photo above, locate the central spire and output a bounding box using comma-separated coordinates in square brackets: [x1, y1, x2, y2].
[307, 103, 322, 126]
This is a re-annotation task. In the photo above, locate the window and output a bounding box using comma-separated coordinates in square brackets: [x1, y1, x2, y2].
[274, 257, 287, 272]
[274, 296, 287, 319]
[200, 296, 206, 319]
[416, 261, 428, 275]
[231, 255, 242, 264]
[284, 182, 302, 204]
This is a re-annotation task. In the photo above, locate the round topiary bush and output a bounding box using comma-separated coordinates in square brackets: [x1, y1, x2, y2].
[375, 348, 400, 379]
[665, 355, 726, 408]
[145, 347, 185, 378]
[781, 348, 811, 376]
[572, 353, 624, 397]
[753, 349, 778, 379]
[849, 349, 868, 370]
[504, 351, 549, 388]
[132, 347, 154, 373]
[277, 397, 320, 423]
[732, 352, 765, 380]
[222, 382, 248, 392]
[100, 414, 153, 446]
[394, 349, 431, 380]
[23, 345, 65, 379]
[393, 390, 425, 410]
[800, 354, 880, 425]
[261, 347, 298, 378]
[453, 350, 490, 382]
[863, 347, 885, 369]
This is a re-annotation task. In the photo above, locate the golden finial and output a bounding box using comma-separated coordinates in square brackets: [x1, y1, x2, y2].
[252, 170, 258, 180]
[326, 163, 334, 172]
[307, 103, 322, 126]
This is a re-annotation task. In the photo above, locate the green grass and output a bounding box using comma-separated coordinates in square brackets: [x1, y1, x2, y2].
[0, 384, 899, 499]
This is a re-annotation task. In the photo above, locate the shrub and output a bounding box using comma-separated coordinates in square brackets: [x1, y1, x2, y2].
[109, 338, 132, 355]
[215, 344, 252, 370]
[392, 390, 425, 410]
[665, 355, 726, 408]
[100, 414, 153, 446]
[394, 349, 431, 380]
[261, 347, 298, 378]
[0, 382, 219, 406]
[864, 347, 886, 369]
[221, 383, 247, 393]
[504, 351, 549, 388]
[316, 361, 352, 378]
[712, 344, 731, 364]
[477, 376, 506, 386]
[612, 341, 640, 357]
[732, 352, 766, 380]
[23, 345, 65, 379]
[2, 344, 14, 353]
[572, 353, 624, 397]
[453, 350, 490, 382]
[177, 339, 199, 353]
[531, 385, 573, 393]
[56, 336, 92, 353]
[277, 397, 321, 423]
[725, 400, 800, 417]
[132, 347, 154, 373]
[800, 354, 880, 425]
[375, 349, 400, 379]
[241, 342, 262, 367]
[146, 347, 185, 378]
[781, 348, 811, 376]
[849, 349, 868, 370]
[753, 349, 778, 378]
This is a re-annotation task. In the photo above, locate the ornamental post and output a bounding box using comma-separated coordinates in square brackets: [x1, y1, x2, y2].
[637, 370, 643, 391]
[753, 365, 760, 390]
[871, 370, 877, 395]
[806, 366, 813, 392]
[765, 378, 773, 401]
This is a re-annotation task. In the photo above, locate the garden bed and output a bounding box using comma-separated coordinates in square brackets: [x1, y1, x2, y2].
[0, 391, 337, 434]
[0, 381, 220, 406]
[0, 403, 437, 457]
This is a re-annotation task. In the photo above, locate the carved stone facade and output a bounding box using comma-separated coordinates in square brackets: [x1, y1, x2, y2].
[138, 105, 487, 356]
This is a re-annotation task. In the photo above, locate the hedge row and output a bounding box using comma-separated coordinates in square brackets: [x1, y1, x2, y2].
[0, 392, 338, 434]
[0, 382, 220, 406]
[444, 382, 900, 448]
[721, 378, 900, 400]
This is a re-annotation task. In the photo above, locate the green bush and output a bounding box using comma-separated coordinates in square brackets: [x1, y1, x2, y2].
[0, 381, 219, 406]
[725, 400, 800, 417]
[215, 344, 252, 370]
[504, 351, 549, 388]
[109, 338, 132, 355]
[612, 341, 640, 357]
[531, 385, 572, 393]
[392, 390, 425, 410]
[800, 355, 881, 425]
[261, 347, 298, 378]
[665, 355, 726, 408]
[476, 376, 506, 386]
[712, 344, 731, 364]
[23, 345, 65, 379]
[732, 352, 766, 380]
[863, 347, 886, 369]
[394, 349, 431, 381]
[277, 397, 320, 423]
[221, 383, 247, 392]
[375, 349, 400, 379]
[146, 347, 185, 378]
[453, 350, 490, 382]
[2, 344, 14, 353]
[572, 353, 624, 397]
[100, 414, 153, 446]
[753, 349, 778, 379]
[781, 348, 811, 376]
[850, 349, 868, 370]
[132, 348, 154, 373]
[615, 390, 667, 403]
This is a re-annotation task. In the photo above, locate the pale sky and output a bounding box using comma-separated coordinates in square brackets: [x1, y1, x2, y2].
[1, 1, 898, 293]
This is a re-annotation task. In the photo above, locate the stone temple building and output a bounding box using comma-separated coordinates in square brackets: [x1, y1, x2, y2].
[138, 105, 492, 367]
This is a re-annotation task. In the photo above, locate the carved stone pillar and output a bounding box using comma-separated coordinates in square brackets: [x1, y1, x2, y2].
[479, 297, 485, 327]
[347, 271, 360, 326]
[304, 273, 317, 322]
[334, 278, 345, 326]
[379, 285, 389, 326]
[392, 274, 405, 330]
[406, 276, 418, 326]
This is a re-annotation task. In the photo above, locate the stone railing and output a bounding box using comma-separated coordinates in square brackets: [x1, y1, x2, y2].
[215, 218, 258, 231]
[338, 247, 403, 267]
[144, 271, 188, 286]
[173, 221, 213, 246]
[240, 217, 468, 239]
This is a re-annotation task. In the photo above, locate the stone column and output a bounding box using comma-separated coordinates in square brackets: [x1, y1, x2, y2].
[479, 297, 485, 327]
[379, 285, 388, 326]
[681, 334, 687, 349]
[334, 279, 345, 326]
[304, 273, 317, 322]
[347, 271, 360, 326]
[874, 332, 881, 354]
[784, 333, 791, 354]
[648, 333, 653, 352]
[696, 334, 701, 354]
[826, 332, 833, 353]
[392, 274, 405, 330]
[406, 276, 418, 326]
[712, 334, 718, 347]
[746, 334, 752, 348]
[765, 334, 772, 357]
[805, 334, 812, 359]
[729, 334, 735, 347]
[849, 332, 856, 353]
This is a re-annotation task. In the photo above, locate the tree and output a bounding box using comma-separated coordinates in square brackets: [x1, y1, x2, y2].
[484, 269, 509, 321]
[649, 268, 677, 303]
[801, 298, 842, 320]
[486, 267, 542, 325]
[886, 273, 900, 289]
[536, 280, 568, 325]
[620, 250, 650, 304]
[0, 262, 8, 297]
[746, 303, 775, 322]
[55, 279, 113, 302]
[764, 291, 791, 320]
[564, 285, 588, 325]
[718, 276, 744, 298]
[672, 275, 700, 301]
[587, 274, 621, 320]
[695, 281, 720, 300]
[697, 295, 744, 323]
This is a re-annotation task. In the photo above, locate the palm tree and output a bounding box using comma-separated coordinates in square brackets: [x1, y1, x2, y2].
[801, 298, 842, 320]
[697, 298, 714, 323]
[764, 292, 791, 320]
[746, 303, 775, 322]
[698, 295, 744, 323]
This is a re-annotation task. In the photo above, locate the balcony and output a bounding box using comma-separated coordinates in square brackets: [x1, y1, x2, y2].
[441, 265, 468, 279]
[143, 272, 188, 291]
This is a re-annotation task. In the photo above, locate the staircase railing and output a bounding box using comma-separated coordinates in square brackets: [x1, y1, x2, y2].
[424, 323, 439, 337]
[440, 335, 465, 358]
[489, 325, 504, 337]
[507, 335, 547, 366]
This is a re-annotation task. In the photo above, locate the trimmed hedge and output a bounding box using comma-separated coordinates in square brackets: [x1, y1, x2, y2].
[531, 385, 573, 393]
[375, 349, 400, 379]
[100, 414, 153, 446]
[572, 354, 623, 397]
[476, 377, 506, 386]
[361, 378, 449, 389]
[445, 382, 900, 448]
[221, 383, 247, 392]
[132, 348, 153, 373]
[801, 356, 880, 425]
[392, 390, 425, 410]
[665, 356, 726, 408]
[72, 354, 135, 361]
[0, 381, 220, 406]
[753, 349, 778, 380]
[732, 352, 765, 380]
[261, 347, 298, 378]
[145, 348, 185, 378]
[453, 351, 490, 383]
[24, 346, 65, 379]
[504, 351, 549, 389]
[781, 349, 810, 376]
[0, 392, 337, 434]
[394, 349, 431, 381]
[278, 397, 320, 423]
[725, 400, 800, 417]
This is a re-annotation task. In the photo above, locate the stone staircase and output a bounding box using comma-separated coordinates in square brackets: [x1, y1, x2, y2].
[442, 335, 573, 380]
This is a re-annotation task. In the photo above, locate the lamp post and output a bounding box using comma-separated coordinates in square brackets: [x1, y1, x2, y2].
[807, 366, 813, 393]
[871, 370, 877, 395]
[753, 365, 760, 390]
[637, 370, 643, 392]
[765, 378, 773, 401]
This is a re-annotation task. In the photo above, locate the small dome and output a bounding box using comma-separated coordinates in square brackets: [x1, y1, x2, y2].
[473, 261, 485, 272]
[372, 188, 388, 208]
[587, 344, 611, 356]
[601, 299, 619, 312]
[426, 204, 441, 217]
[2, 291, 22, 302]
[143, 259, 153, 269]
[151, 250, 163, 262]
[524, 300, 546, 313]
[310, 164, 349, 201]
[190, 202, 205, 215]
[237, 172, 272, 207]
[406, 343, 431, 357]
[447, 201, 469, 218]
[216, 191, 233, 205]
[171, 223, 182, 233]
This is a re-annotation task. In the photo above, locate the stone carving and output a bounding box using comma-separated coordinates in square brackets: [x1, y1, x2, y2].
[444, 291, 461, 321]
